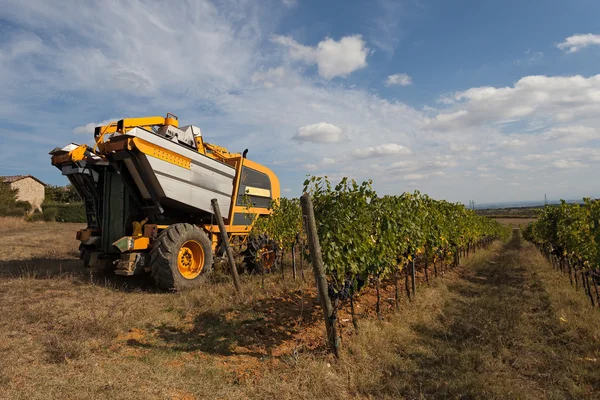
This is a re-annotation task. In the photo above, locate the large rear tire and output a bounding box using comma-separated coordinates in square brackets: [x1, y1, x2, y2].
[150, 223, 213, 290]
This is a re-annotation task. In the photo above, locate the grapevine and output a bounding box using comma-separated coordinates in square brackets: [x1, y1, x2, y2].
[250, 175, 510, 351]
[523, 199, 600, 307]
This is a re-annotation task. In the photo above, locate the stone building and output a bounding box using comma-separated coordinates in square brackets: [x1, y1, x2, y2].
[1, 175, 46, 212]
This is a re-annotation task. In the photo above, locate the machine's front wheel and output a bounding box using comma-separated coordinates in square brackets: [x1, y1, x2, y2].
[150, 223, 213, 290]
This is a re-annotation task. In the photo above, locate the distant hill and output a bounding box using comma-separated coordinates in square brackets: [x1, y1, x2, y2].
[473, 199, 583, 210]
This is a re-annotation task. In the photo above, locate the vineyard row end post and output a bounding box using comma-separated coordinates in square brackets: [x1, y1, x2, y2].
[211, 199, 243, 296]
[300, 193, 340, 358]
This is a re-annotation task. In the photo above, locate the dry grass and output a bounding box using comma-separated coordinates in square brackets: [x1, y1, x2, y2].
[494, 217, 537, 227]
[0, 224, 598, 399]
[0, 216, 30, 232]
[0, 219, 83, 262]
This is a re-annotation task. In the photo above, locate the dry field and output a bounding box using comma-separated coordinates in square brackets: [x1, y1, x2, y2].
[0, 219, 598, 399]
[494, 217, 537, 228]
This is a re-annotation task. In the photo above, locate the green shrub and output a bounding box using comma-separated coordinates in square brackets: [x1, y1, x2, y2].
[45, 185, 81, 203]
[14, 200, 32, 213]
[0, 203, 27, 217]
[0, 182, 18, 206]
[27, 212, 46, 222]
[9, 207, 25, 217]
[2, 207, 26, 217]
[43, 207, 58, 222]
[0, 182, 22, 217]
[43, 203, 85, 223]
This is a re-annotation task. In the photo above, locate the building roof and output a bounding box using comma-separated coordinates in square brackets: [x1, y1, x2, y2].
[1, 175, 47, 186]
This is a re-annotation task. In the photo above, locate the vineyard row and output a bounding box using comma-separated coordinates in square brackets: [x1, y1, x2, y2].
[523, 199, 600, 308]
[247, 176, 512, 355]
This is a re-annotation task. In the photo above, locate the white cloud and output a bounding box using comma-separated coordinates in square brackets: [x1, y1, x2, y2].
[272, 34, 368, 79]
[370, 156, 456, 177]
[370, 160, 416, 172]
[368, 0, 405, 55]
[553, 159, 585, 169]
[500, 139, 527, 147]
[3, 1, 600, 205]
[385, 73, 412, 87]
[431, 75, 600, 129]
[540, 125, 600, 143]
[432, 155, 457, 168]
[437, 94, 456, 105]
[390, 160, 415, 169]
[405, 173, 424, 180]
[353, 143, 411, 158]
[523, 148, 600, 169]
[281, 0, 297, 7]
[293, 122, 344, 143]
[524, 154, 551, 162]
[431, 110, 469, 128]
[502, 157, 526, 170]
[403, 171, 444, 181]
[449, 143, 478, 152]
[73, 118, 117, 134]
[251, 67, 290, 88]
[0, 0, 266, 106]
[557, 33, 600, 53]
[514, 49, 543, 65]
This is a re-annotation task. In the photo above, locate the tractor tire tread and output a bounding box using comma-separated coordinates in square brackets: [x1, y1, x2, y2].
[150, 223, 213, 291]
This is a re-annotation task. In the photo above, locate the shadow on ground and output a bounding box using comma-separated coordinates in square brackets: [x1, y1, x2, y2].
[0, 257, 160, 292]
[127, 289, 322, 358]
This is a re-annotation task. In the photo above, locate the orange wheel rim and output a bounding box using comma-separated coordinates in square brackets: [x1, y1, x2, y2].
[177, 240, 204, 279]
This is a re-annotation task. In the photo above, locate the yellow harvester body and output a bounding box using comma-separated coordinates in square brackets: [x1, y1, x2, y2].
[50, 114, 279, 289]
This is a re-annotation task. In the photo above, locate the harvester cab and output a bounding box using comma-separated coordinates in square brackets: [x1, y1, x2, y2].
[50, 113, 280, 290]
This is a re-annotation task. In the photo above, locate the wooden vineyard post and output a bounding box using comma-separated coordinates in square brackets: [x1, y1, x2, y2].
[375, 277, 382, 320]
[394, 271, 400, 310]
[586, 272, 595, 307]
[211, 199, 243, 296]
[593, 272, 600, 307]
[299, 230, 306, 281]
[292, 244, 297, 280]
[300, 193, 339, 358]
[411, 257, 416, 296]
[405, 265, 412, 302]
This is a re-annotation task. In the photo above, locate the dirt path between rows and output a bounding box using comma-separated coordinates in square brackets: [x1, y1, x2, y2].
[397, 229, 600, 399]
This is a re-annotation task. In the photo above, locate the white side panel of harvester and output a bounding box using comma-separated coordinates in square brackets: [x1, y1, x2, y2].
[119, 127, 236, 216]
[146, 157, 234, 216]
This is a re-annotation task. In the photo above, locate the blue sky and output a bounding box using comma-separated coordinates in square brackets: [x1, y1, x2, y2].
[1, 0, 600, 204]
